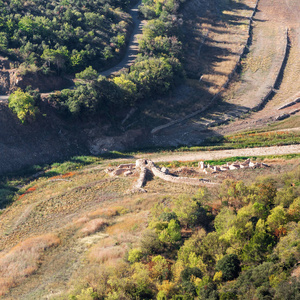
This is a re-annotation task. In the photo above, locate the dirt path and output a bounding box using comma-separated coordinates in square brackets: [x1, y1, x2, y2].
[100, 0, 145, 76]
[145, 144, 300, 162]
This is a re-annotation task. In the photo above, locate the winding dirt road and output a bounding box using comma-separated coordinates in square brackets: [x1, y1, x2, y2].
[100, 0, 145, 76]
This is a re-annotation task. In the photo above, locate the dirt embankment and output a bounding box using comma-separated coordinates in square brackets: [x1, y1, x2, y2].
[15, 71, 72, 93]
[0, 56, 72, 94]
[0, 101, 147, 175]
[0, 104, 86, 175]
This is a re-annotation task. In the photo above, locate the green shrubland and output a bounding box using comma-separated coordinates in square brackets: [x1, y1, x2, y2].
[0, 0, 134, 73]
[66, 166, 300, 299]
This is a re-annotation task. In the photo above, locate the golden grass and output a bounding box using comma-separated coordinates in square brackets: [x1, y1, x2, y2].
[80, 218, 108, 236]
[106, 214, 146, 236]
[88, 206, 129, 218]
[88, 245, 127, 264]
[74, 216, 90, 225]
[0, 234, 60, 296]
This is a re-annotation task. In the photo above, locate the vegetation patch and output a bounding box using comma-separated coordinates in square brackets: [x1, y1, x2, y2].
[80, 218, 108, 236]
[0, 0, 133, 74]
[66, 167, 300, 299]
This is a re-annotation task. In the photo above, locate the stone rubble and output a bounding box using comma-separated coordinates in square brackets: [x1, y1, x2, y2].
[198, 158, 269, 174]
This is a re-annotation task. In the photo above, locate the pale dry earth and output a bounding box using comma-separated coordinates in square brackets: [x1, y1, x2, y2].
[148, 144, 300, 163]
[149, 0, 300, 146]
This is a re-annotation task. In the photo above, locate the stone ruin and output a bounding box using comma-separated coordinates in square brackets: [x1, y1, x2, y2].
[105, 158, 270, 193]
[105, 158, 271, 193]
[105, 159, 216, 193]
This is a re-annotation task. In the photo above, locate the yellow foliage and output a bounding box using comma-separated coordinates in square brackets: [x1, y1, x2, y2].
[172, 260, 185, 283]
[157, 280, 176, 294]
[188, 252, 207, 273]
[213, 271, 223, 283]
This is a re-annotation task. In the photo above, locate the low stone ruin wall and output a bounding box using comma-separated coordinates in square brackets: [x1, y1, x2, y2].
[146, 160, 215, 186]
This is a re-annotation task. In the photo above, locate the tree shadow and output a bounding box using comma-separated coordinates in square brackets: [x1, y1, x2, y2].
[145, 99, 253, 150]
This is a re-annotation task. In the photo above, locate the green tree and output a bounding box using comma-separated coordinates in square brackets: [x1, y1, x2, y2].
[215, 254, 241, 281]
[159, 219, 182, 244]
[242, 231, 275, 264]
[8, 89, 39, 123]
[0, 32, 8, 51]
[113, 74, 137, 105]
[266, 206, 287, 233]
[76, 66, 98, 82]
[214, 207, 236, 234]
[42, 47, 69, 74]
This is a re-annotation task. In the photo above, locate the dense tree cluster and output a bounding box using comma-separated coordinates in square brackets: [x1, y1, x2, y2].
[69, 168, 300, 299]
[48, 55, 182, 118]
[0, 0, 133, 74]
[47, 0, 185, 119]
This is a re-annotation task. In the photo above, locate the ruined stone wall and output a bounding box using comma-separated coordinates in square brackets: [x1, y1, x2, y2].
[147, 161, 215, 186]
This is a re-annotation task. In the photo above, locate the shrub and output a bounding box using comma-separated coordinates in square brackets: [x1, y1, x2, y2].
[128, 248, 143, 263]
[159, 219, 182, 244]
[274, 278, 300, 300]
[8, 89, 39, 123]
[215, 254, 241, 281]
[140, 229, 162, 255]
[76, 66, 98, 82]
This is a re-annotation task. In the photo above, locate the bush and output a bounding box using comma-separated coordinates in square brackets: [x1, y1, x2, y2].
[274, 278, 300, 300]
[8, 89, 39, 123]
[216, 254, 241, 281]
[140, 229, 162, 255]
[128, 248, 143, 263]
[180, 267, 202, 282]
